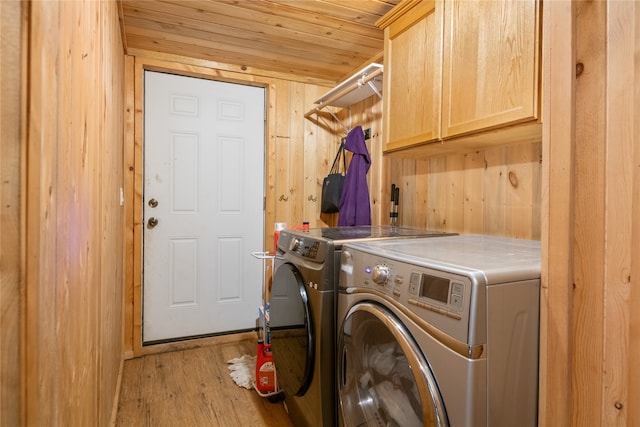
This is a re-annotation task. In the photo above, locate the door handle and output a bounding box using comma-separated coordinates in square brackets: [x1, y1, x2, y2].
[147, 217, 159, 229]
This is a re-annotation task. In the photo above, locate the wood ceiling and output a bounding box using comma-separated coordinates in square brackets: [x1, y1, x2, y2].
[119, 0, 401, 84]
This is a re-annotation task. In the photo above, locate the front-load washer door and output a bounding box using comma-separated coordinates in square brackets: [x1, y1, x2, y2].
[269, 262, 314, 396]
[338, 301, 449, 427]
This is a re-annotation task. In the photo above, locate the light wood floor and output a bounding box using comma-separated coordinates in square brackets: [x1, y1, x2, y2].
[115, 337, 294, 427]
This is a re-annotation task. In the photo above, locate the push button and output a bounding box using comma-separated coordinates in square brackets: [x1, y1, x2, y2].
[451, 294, 463, 308]
[408, 273, 420, 295]
[452, 282, 464, 295]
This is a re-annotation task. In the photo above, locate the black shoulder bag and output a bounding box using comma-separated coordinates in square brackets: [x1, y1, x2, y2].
[321, 142, 346, 213]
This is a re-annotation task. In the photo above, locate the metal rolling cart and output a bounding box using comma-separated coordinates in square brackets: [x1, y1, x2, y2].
[251, 251, 283, 402]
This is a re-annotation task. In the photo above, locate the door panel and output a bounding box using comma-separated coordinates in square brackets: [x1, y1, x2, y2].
[338, 302, 448, 426]
[441, 0, 539, 138]
[269, 263, 314, 396]
[143, 71, 265, 342]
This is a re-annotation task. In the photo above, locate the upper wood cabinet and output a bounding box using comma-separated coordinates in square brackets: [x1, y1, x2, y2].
[378, 0, 443, 152]
[377, 0, 541, 156]
[442, 0, 540, 138]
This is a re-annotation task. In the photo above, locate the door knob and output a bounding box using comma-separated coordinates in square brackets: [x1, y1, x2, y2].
[147, 217, 159, 229]
[148, 198, 158, 208]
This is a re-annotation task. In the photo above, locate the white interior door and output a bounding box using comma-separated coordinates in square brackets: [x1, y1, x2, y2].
[143, 71, 265, 343]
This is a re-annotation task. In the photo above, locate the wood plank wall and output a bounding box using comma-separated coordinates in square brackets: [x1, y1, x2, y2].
[571, 1, 639, 425]
[3, 1, 127, 425]
[540, 1, 640, 426]
[538, 1, 574, 424]
[1, 1, 25, 426]
[385, 142, 542, 237]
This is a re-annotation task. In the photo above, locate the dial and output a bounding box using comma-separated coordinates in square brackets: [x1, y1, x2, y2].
[371, 264, 390, 285]
[289, 237, 300, 252]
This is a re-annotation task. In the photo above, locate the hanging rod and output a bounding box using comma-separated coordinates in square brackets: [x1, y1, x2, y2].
[304, 64, 383, 120]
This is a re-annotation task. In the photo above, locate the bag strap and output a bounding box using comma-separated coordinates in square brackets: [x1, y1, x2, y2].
[330, 142, 345, 174]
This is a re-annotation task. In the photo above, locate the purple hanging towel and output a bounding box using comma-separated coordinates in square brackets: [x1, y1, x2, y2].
[338, 126, 371, 226]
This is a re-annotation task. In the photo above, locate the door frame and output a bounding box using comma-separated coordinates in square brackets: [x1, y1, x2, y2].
[126, 57, 274, 357]
[141, 69, 266, 343]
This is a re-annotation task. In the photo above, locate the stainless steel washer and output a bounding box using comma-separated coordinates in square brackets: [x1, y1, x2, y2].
[269, 226, 454, 427]
[337, 234, 541, 427]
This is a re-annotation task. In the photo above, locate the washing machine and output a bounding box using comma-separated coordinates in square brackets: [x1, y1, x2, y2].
[337, 234, 541, 427]
[269, 226, 455, 427]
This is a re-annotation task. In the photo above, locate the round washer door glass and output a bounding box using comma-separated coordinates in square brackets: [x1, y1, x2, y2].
[269, 262, 314, 396]
[338, 302, 448, 427]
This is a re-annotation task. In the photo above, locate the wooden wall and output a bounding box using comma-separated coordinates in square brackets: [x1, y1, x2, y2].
[384, 142, 542, 238]
[1, 1, 126, 425]
[540, 1, 640, 426]
[1, 1, 25, 426]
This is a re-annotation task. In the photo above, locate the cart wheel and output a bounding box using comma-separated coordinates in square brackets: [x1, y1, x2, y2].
[267, 391, 285, 403]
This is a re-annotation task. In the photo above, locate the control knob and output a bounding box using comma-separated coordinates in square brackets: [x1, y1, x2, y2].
[289, 237, 301, 252]
[371, 264, 390, 285]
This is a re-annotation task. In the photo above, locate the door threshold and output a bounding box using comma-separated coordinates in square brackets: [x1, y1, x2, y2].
[139, 330, 259, 356]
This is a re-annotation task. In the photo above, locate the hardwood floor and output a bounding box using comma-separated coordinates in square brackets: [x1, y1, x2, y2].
[115, 338, 294, 427]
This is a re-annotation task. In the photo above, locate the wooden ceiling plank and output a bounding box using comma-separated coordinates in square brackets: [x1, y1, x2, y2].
[123, 0, 384, 43]
[126, 35, 344, 81]
[284, 0, 393, 25]
[124, 24, 370, 69]
[121, 6, 382, 56]
[321, 0, 400, 11]
[125, 30, 356, 74]
[119, 0, 397, 81]
[183, 0, 386, 39]
[126, 47, 335, 86]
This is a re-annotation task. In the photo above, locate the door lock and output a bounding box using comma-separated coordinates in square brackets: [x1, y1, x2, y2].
[147, 217, 159, 229]
[148, 198, 158, 208]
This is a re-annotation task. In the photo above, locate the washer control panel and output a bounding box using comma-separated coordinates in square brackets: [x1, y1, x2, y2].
[288, 236, 322, 259]
[280, 232, 328, 263]
[406, 272, 465, 319]
[343, 252, 474, 342]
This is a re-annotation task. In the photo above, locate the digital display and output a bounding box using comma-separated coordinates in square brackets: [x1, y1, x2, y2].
[419, 274, 450, 304]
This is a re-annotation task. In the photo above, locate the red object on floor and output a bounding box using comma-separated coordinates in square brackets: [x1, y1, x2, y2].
[255, 342, 276, 393]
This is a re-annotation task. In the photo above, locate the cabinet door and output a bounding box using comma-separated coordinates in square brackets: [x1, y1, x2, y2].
[382, 0, 443, 152]
[441, 0, 540, 138]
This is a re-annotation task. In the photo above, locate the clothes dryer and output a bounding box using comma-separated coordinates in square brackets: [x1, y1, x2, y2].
[337, 235, 541, 427]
